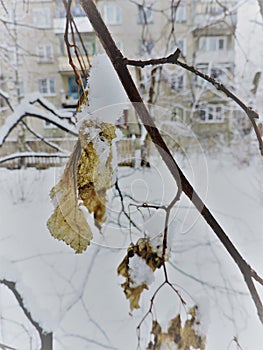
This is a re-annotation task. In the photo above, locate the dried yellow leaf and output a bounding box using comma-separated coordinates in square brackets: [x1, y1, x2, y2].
[78, 120, 116, 227]
[147, 307, 206, 350]
[47, 188, 92, 254]
[47, 121, 116, 253]
[121, 281, 148, 310]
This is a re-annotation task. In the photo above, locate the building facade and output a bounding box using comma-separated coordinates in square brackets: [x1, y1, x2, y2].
[0, 0, 241, 165]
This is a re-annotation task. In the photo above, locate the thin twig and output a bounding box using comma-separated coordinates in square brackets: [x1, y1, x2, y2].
[1, 280, 53, 348]
[125, 50, 263, 155]
[115, 179, 141, 231]
[21, 120, 69, 153]
[80, 0, 263, 324]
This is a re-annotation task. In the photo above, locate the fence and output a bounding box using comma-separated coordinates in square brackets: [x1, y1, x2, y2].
[0, 154, 68, 170]
[0, 139, 137, 169]
[116, 139, 136, 167]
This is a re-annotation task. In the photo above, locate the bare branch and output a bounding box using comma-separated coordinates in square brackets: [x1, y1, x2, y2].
[80, 0, 263, 324]
[21, 120, 70, 153]
[1, 280, 53, 350]
[0, 152, 69, 165]
[0, 98, 77, 146]
[125, 50, 263, 155]
[0, 342, 17, 350]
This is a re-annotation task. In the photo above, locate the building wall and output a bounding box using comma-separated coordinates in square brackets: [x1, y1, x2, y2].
[0, 0, 240, 153]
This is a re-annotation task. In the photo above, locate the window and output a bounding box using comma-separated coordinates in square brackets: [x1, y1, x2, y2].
[44, 120, 55, 129]
[55, 0, 85, 18]
[138, 4, 153, 24]
[59, 34, 96, 56]
[115, 39, 123, 51]
[168, 38, 186, 56]
[139, 39, 154, 55]
[33, 8, 51, 28]
[38, 78, 56, 95]
[37, 45, 53, 62]
[199, 36, 226, 52]
[104, 4, 122, 25]
[201, 2, 223, 15]
[18, 81, 24, 98]
[171, 107, 185, 122]
[174, 4, 186, 23]
[177, 39, 186, 56]
[199, 105, 224, 123]
[171, 73, 184, 91]
[67, 76, 86, 100]
[195, 63, 233, 86]
[8, 47, 22, 65]
[0, 76, 5, 108]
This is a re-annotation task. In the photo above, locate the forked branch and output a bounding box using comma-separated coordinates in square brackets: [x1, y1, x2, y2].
[80, 0, 263, 324]
[125, 50, 263, 155]
[1, 280, 53, 350]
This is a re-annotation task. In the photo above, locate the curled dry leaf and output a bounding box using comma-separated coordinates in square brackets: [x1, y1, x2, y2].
[47, 120, 116, 253]
[78, 120, 116, 227]
[147, 306, 206, 350]
[117, 238, 164, 310]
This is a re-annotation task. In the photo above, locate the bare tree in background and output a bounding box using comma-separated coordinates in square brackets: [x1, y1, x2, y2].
[0, 1, 263, 349]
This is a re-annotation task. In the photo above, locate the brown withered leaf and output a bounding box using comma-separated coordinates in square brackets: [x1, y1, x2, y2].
[78, 120, 116, 227]
[47, 140, 92, 253]
[117, 238, 163, 310]
[146, 307, 206, 350]
[121, 281, 148, 310]
[47, 121, 116, 253]
[179, 306, 206, 350]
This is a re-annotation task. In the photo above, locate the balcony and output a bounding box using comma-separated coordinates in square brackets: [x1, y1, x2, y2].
[61, 93, 78, 108]
[195, 49, 235, 65]
[57, 56, 91, 73]
[193, 2, 237, 30]
[53, 16, 93, 34]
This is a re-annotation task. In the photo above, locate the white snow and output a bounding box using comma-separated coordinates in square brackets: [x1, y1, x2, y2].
[235, 0, 263, 113]
[0, 88, 9, 100]
[0, 257, 58, 333]
[0, 94, 77, 146]
[78, 54, 128, 124]
[0, 152, 69, 164]
[129, 254, 155, 288]
[0, 151, 262, 349]
[0, 257, 19, 282]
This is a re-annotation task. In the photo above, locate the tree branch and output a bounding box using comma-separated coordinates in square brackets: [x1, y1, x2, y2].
[80, 0, 263, 324]
[0, 152, 69, 164]
[125, 50, 263, 155]
[1, 280, 53, 350]
[21, 120, 69, 153]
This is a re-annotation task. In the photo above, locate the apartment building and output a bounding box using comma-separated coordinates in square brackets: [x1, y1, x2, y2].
[0, 0, 239, 165]
[95, 0, 238, 145]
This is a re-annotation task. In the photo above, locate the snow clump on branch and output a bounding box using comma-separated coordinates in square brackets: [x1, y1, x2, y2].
[77, 54, 128, 124]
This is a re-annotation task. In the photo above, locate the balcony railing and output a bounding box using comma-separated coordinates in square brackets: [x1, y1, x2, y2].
[53, 17, 93, 34]
[193, 2, 237, 27]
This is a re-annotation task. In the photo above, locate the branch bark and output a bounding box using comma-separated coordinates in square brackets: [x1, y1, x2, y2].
[80, 0, 263, 324]
[1, 280, 53, 350]
[125, 50, 263, 155]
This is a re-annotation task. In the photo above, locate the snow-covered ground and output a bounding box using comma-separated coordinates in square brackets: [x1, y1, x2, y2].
[0, 149, 262, 350]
